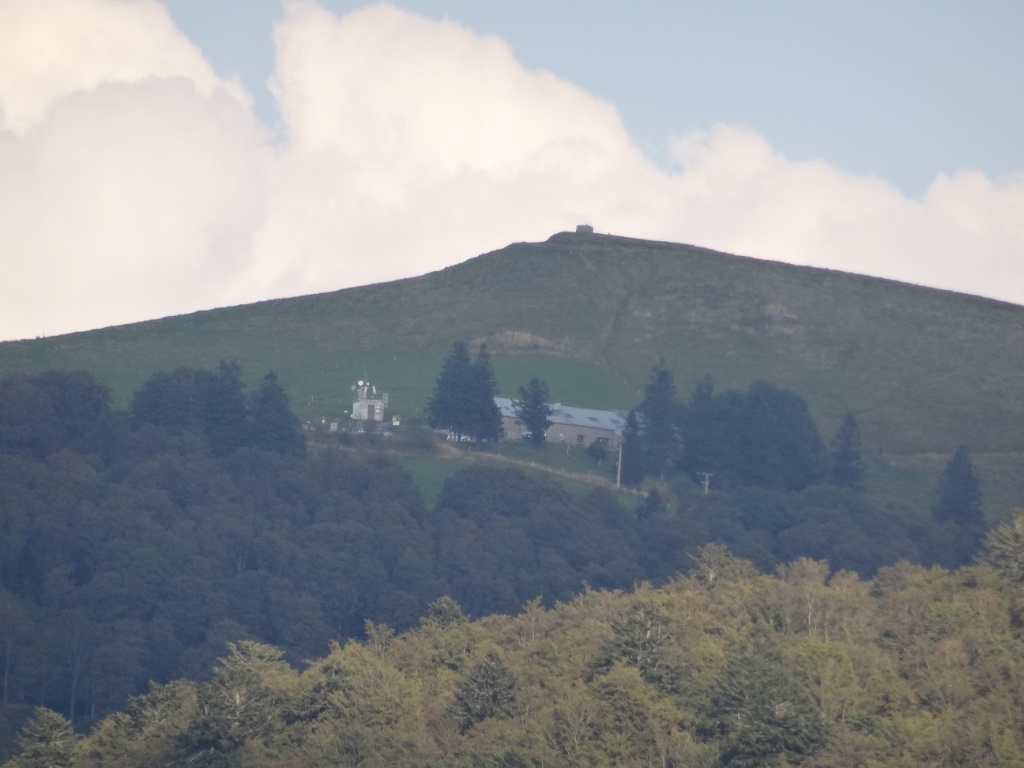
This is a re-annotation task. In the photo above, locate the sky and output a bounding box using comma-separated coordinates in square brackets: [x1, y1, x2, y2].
[1, 1, 1023, 341]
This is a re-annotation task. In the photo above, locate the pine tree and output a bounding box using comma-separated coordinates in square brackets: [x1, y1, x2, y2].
[829, 411, 865, 490]
[638, 360, 680, 478]
[453, 651, 521, 732]
[203, 360, 250, 457]
[426, 340, 472, 436]
[250, 371, 305, 455]
[619, 410, 644, 488]
[468, 344, 503, 442]
[9, 707, 78, 768]
[680, 374, 717, 476]
[933, 444, 984, 527]
[706, 627, 827, 767]
[981, 509, 1024, 582]
[512, 378, 553, 448]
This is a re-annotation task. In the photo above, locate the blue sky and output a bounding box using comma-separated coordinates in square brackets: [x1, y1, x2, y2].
[165, 0, 1024, 196]
[1, 0, 1022, 340]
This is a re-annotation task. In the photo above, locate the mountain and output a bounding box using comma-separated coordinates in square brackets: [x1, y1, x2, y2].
[3, 230, 1024, 513]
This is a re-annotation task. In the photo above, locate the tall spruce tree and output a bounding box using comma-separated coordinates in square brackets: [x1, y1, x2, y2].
[426, 340, 473, 437]
[619, 410, 645, 488]
[680, 374, 717, 477]
[933, 444, 984, 527]
[512, 378, 553, 447]
[202, 361, 250, 457]
[706, 627, 828, 767]
[982, 509, 1024, 583]
[829, 411, 865, 490]
[637, 360, 681, 478]
[250, 372, 305, 455]
[468, 344, 503, 442]
[930, 444, 985, 567]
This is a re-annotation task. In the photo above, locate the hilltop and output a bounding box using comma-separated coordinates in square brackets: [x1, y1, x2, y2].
[3, 230, 1024, 513]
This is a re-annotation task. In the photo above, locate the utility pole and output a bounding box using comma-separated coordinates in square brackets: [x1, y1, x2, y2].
[698, 472, 712, 495]
[616, 440, 623, 489]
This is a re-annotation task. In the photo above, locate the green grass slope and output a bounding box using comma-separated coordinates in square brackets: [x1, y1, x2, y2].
[3, 231, 1024, 512]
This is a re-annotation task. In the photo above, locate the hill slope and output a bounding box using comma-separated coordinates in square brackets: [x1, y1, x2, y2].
[3, 230, 1024, 503]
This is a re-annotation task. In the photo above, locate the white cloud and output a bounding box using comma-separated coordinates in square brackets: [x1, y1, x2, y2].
[0, 0, 249, 134]
[0, 0, 267, 340]
[1, 0, 1023, 341]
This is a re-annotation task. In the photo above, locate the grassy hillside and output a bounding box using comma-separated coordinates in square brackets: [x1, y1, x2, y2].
[4, 230, 1024, 513]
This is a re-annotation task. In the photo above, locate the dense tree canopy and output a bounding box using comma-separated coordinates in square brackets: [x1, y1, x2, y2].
[0, 363, 1003, 762]
[9, 556, 1024, 768]
[679, 376, 828, 491]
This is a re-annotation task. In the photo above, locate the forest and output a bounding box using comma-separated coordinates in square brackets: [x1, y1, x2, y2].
[8, 552, 1024, 767]
[0, 361, 1008, 764]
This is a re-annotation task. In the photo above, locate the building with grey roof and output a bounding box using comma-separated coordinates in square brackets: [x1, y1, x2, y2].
[494, 397, 627, 451]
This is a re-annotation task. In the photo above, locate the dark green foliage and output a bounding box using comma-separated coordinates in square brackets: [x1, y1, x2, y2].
[131, 362, 304, 457]
[637, 360, 680, 478]
[933, 444, 983, 527]
[202, 361, 249, 457]
[635, 489, 664, 521]
[249, 372, 305, 456]
[0, 365, 994, 756]
[468, 345, 503, 443]
[427, 341, 502, 442]
[453, 651, 520, 732]
[930, 444, 984, 568]
[739, 382, 828, 491]
[0, 371, 119, 461]
[426, 340, 472, 436]
[512, 378, 552, 448]
[618, 410, 644, 488]
[829, 411, 865, 490]
[706, 628, 828, 767]
[680, 378, 828, 492]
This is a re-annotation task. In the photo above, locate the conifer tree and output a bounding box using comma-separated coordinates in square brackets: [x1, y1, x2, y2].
[468, 344, 503, 443]
[706, 627, 827, 767]
[250, 372, 305, 455]
[453, 650, 521, 732]
[619, 410, 644, 488]
[981, 509, 1024, 583]
[638, 360, 680, 478]
[203, 360, 250, 457]
[426, 340, 472, 436]
[932, 444, 984, 528]
[829, 411, 865, 490]
[9, 708, 78, 768]
[512, 378, 553, 447]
